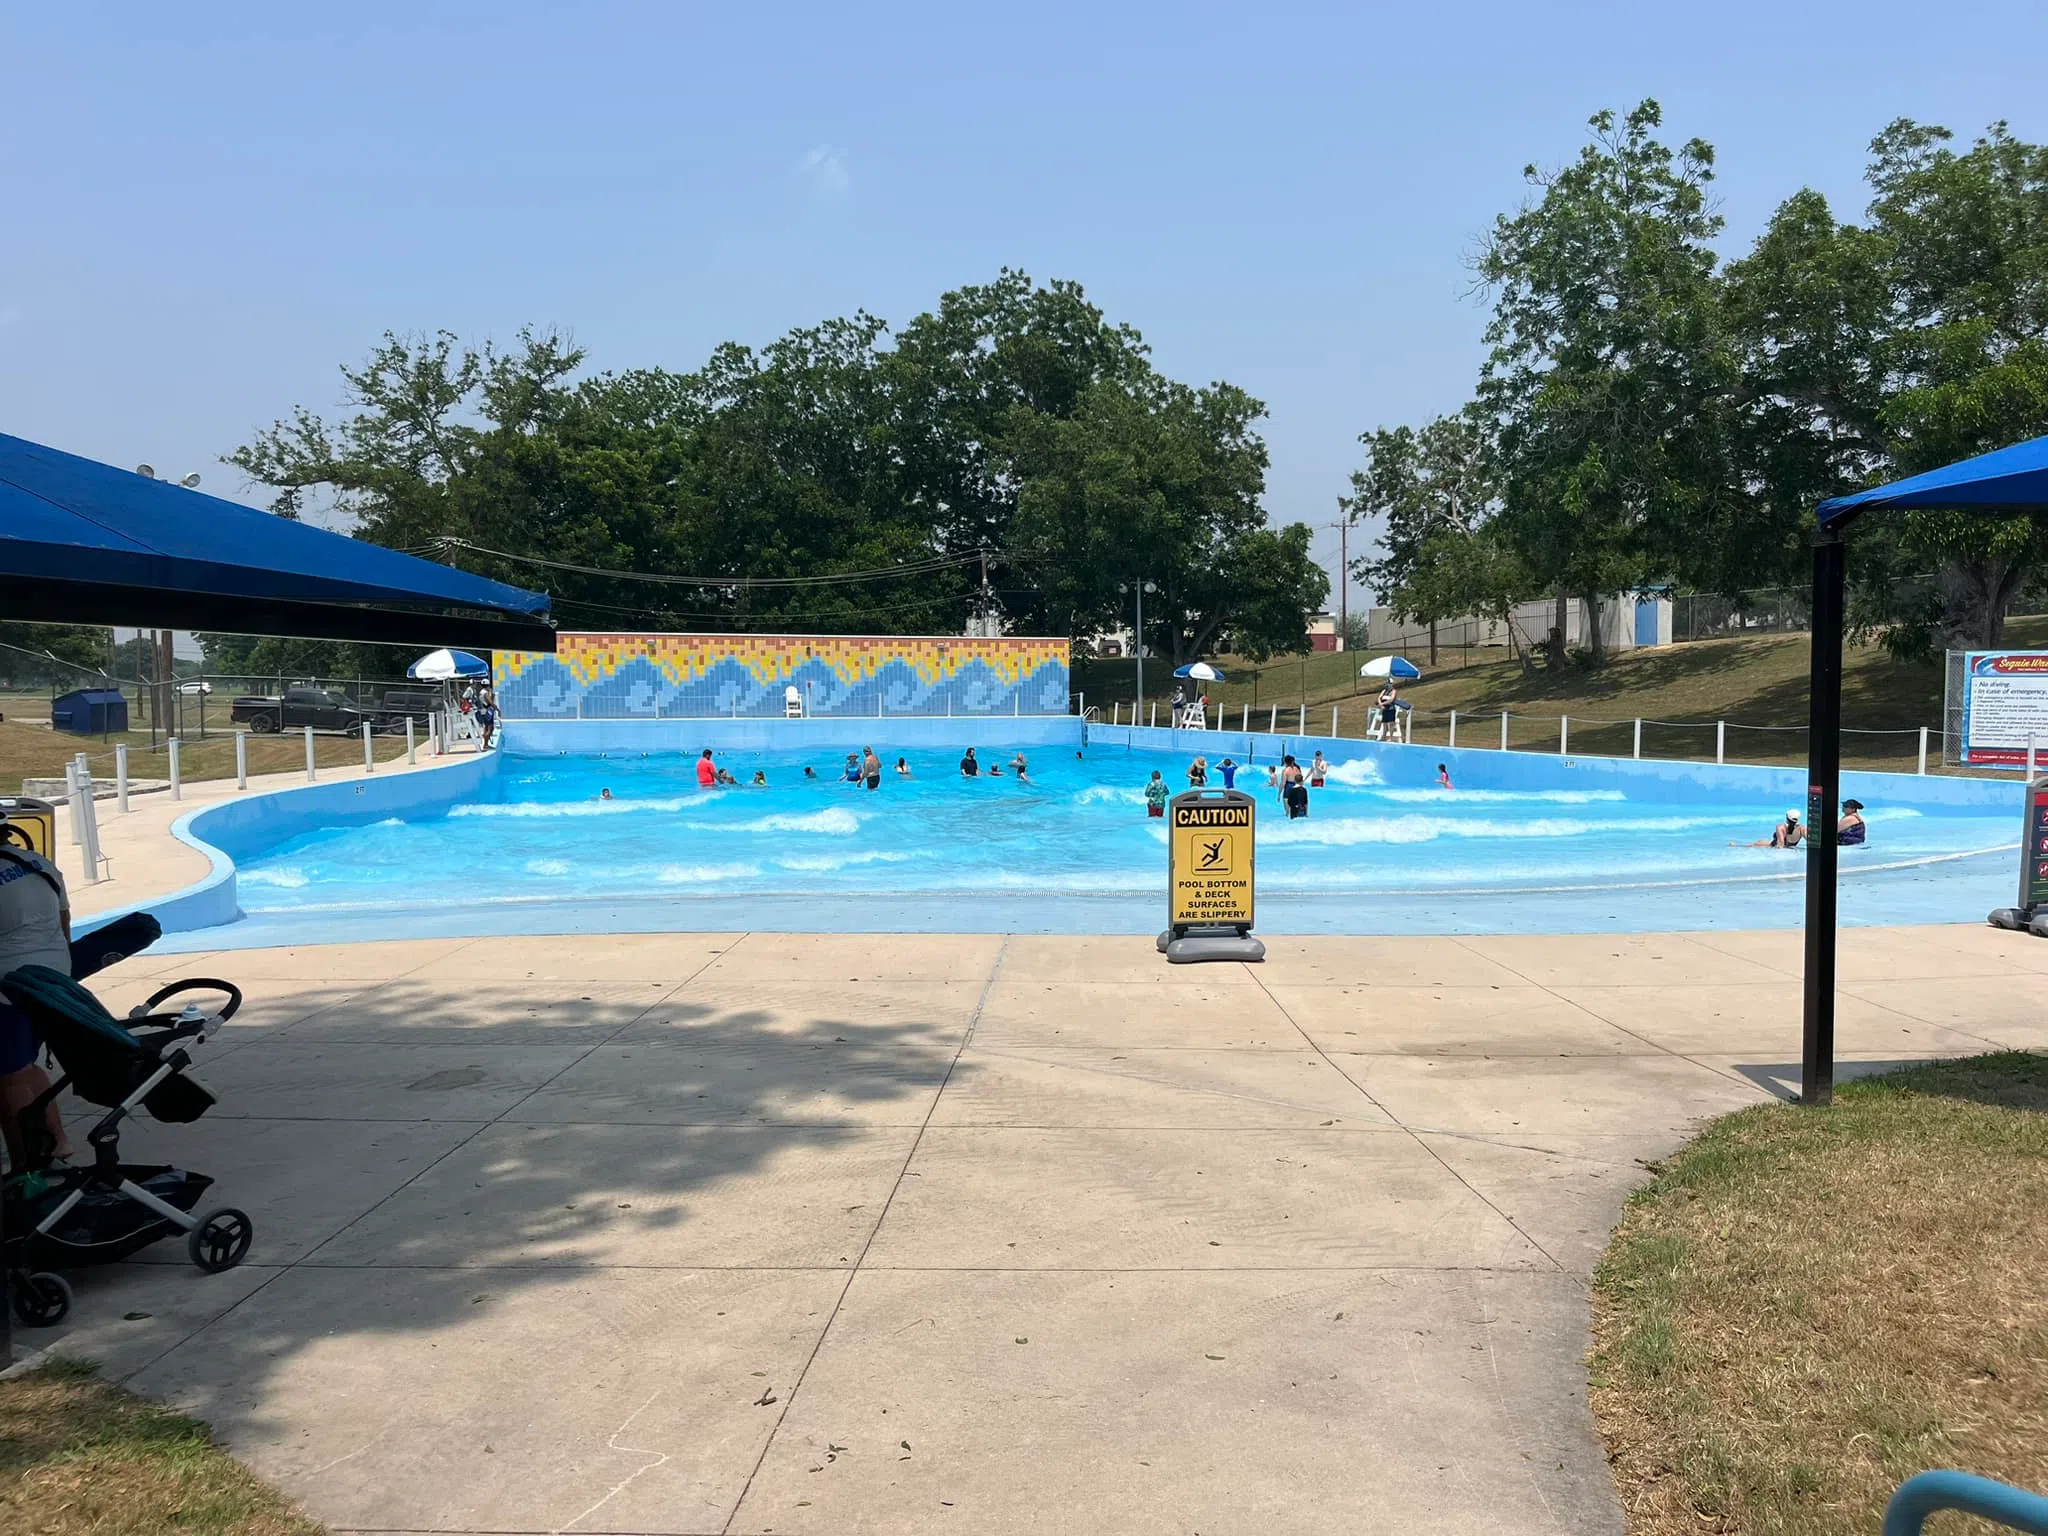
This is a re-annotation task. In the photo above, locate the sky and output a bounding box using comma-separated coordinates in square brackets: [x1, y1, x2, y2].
[5, 0, 2046, 622]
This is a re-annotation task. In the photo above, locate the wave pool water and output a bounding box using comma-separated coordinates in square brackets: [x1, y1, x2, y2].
[212, 743, 2023, 940]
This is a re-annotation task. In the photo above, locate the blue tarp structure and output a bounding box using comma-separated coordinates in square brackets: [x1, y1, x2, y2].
[1801, 432, 2048, 1106]
[0, 432, 554, 650]
[1819, 433, 2048, 525]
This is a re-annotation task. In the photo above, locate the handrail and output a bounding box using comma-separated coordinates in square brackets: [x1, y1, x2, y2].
[1884, 1471, 2048, 1536]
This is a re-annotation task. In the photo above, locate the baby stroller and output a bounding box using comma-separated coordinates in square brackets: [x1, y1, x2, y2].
[2, 964, 253, 1328]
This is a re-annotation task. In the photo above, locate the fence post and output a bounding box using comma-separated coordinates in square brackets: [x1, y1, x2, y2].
[1268, 705, 1278, 734]
[1330, 704, 1338, 737]
[235, 730, 248, 789]
[406, 716, 417, 765]
[1500, 710, 1509, 751]
[168, 738, 182, 800]
[1148, 702, 1157, 728]
[305, 725, 317, 782]
[362, 721, 375, 772]
[115, 744, 129, 813]
[1299, 704, 1307, 735]
[65, 761, 84, 845]
[1448, 709, 1457, 749]
[1917, 725, 1928, 775]
[1077, 692, 1085, 721]
[1633, 718, 1642, 760]
[1241, 703, 1249, 733]
[1716, 720, 1725, 765]
[1560, 716, 1569, 755]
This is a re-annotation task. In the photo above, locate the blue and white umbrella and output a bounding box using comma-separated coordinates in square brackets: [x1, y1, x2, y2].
[407, 648, 489, 681]
[1173, 662, 1225, 682]
[1358, 655, 1421, 681]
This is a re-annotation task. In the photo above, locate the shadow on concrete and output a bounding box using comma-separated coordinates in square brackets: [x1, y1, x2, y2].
[44, 967, 970, 1460]
[1729, 1051, 2048, 1106]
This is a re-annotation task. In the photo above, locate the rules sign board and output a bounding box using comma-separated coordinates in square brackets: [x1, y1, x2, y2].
[1961, 651, 2048, 766]
[1169, 790, 1255, 929]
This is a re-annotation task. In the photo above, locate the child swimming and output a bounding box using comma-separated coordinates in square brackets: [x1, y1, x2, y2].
[1144, 770, 1167, 817]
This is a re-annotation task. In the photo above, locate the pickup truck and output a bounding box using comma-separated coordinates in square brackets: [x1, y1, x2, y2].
[230, 686, 375, 734]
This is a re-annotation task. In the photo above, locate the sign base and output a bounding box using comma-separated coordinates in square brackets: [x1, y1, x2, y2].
[1156, 926, 1266, 964]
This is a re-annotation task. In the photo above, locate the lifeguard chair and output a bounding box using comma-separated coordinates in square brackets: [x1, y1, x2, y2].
[783, 685, 805, 718]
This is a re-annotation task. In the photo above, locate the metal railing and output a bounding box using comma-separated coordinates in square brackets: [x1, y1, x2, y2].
[1884, 1471, 2048, 1535]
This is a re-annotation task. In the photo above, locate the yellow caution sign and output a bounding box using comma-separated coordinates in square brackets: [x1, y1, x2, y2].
[0, 796, 57, 857]
[1169, 790, 1255, 930]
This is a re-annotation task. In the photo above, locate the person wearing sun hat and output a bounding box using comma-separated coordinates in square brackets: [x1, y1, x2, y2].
[1736, 809, 1806, 848]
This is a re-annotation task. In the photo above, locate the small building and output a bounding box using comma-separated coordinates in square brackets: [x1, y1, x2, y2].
[1306, 613, 1343, 653]
[50, 688, 128, 736]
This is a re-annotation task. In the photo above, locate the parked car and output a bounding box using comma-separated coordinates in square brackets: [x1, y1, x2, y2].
[229, 686, 372, 734]
[174, 680, 213, 696]
[377, 687, 442, 719]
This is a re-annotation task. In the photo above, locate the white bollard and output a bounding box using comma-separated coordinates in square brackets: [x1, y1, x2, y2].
[362, 721, 375, 773]
[1448, 709, 1457, 749]
[1633, 718, 1642, 759]
[1917, 725, 1929, 775]
[1150, 702, 1158, 729]
[305, 725, 317, 782]
[1716, 720, 1725, 765]
[1267, 705, 1278, 733]
[65, 761, 84, 845]
[1241, 704, 1250, 732]
[1500, 710, 1509, 751]
[1560, 716, 1569, 755]
[116, 744, 129, 813]
[406, 716, 417, 765]
[1330, 705, 1338, 737]
[1299, 705, 1307, 735]
[168, 737, 182, 800]
[235, 729, 248, 789]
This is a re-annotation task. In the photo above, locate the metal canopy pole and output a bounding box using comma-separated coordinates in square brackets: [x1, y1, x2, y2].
[1801, 526, 1850, 1106]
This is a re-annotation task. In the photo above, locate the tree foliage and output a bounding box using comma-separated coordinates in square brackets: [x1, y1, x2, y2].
[1356, 104, 2048, 658]
[225, 273, 1325, 671]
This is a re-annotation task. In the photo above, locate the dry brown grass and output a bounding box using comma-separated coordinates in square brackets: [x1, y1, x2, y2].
[0, 1358, 321, 1535]
[0, 718, 411, 793]
[1591, 1053, 2048, 1535]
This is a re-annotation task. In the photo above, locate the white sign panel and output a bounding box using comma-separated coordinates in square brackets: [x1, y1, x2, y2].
[1962, 652, 2048, 766]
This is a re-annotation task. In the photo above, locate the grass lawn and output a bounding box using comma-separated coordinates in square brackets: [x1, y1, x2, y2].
[0, 718, 412, 794]
[1592, 1052, 2048, 1535]
[1071, 614, 2048, 773]
[0, 1358, 320, 1535]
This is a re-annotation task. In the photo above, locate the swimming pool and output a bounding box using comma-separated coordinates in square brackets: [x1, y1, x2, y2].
[202, 739, 2024, 942]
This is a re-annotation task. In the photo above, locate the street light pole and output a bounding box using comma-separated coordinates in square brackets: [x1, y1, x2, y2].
[1120, 580, 1157, 726]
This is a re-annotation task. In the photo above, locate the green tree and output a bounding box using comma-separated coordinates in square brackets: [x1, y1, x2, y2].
[1476, 100, 1736, 658]
[1006, 374, 1326, 662]
[1347, 412, 1530, 662]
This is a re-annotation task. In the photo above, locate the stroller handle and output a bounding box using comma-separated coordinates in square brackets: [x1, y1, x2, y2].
[139, 977, 243, 1022]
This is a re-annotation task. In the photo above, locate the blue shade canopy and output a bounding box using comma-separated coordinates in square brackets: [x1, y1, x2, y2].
[1173, 661, 1224, 681]
[0, 432, 555, 649]
[1818, 434, 2048, 527]
[1359, 655, 1422, 680]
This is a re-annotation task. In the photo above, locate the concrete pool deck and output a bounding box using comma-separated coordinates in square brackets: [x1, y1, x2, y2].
[32, 922, 2048, 1535]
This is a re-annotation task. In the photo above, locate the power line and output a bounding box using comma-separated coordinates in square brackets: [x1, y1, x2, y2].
[432, 536, 987, 590]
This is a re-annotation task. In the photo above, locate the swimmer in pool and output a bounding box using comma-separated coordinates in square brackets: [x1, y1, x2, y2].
[750, 770, 767, 787]
[843, 754, 863, 783]
[1737, 810, 1805, 848]
[896, 757, 911, 777]
[804, 766, 817, 779]
[1437, 763, 1453, 789]
[1309, 750, 1328, 787]
[863, 746, 882, 790]
[1838, 798, 1867, 846]
[599, 787, 613, 800]
[1218, 757, 1238, 789]
[1145, 770, 1168, 817]
[960, 747, 979, 777]
[988, 762, 1003, 777]
[1011, 752, 1028, 779]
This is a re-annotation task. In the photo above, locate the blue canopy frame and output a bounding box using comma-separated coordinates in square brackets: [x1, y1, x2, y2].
[1801, 434, 2048, 1103]
[0, 433, 555, 650]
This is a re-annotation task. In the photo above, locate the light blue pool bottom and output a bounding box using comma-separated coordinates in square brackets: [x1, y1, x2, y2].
[98, 717, 2029, 948]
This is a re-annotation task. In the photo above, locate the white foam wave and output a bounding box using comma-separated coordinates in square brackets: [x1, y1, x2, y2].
[653, 863, 762, 884]
[370, 816, 407, 827]
[525, 858, 571, 876]
[452, 796, 698, 818]
[1371, 788, 1627, 804]
[706, 808, 862, 836]
[1076, 785, 1147, 805]
[1318, 758, 1384, 786]
[1258, 812, 1752, 846]
[773, 850, 917, 872]
[240, 867, 309, 889]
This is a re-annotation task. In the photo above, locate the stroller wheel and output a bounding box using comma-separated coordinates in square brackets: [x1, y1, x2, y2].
[12, 1270, 73, 1327]
[187, 1207, 254, 1273]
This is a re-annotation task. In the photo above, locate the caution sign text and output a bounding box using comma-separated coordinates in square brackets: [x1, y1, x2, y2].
[1169, 794, 1255, 927]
